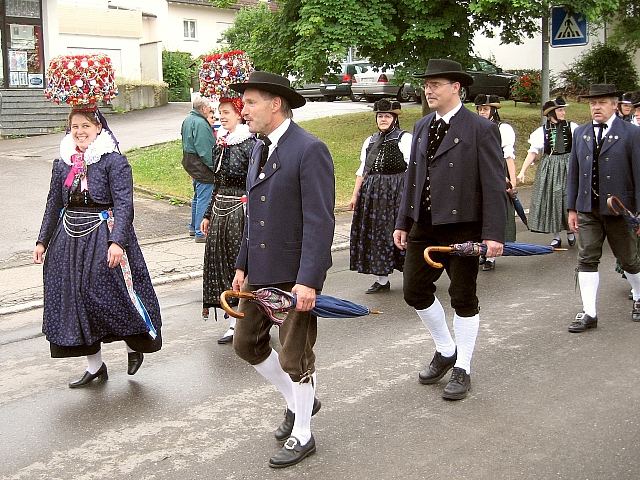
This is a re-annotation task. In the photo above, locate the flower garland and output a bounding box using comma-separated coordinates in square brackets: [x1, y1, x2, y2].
[45, 54, 118, 106]
[199, 50, 253, 101]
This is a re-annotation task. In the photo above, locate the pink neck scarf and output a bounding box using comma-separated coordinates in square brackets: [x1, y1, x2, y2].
[64, 149, 88, 191]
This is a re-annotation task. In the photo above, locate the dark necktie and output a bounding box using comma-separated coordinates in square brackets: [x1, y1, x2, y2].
[259, 136, 272, 170]
[594, 123, 608, 147]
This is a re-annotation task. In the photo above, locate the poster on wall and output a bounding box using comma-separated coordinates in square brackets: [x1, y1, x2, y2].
[9, 72, 20, 86]
[18, 72, 29, 86]
[9, 50, 28, 71]
[10, 25, 36, 49]
[28, 73, 44, 88]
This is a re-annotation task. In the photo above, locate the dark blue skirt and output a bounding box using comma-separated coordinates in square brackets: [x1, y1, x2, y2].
[43, 216, 162, 357]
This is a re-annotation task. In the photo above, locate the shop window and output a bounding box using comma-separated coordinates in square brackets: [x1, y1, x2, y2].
[6, 0, 41, 18]
[183, 19, 197, 40]
[7, 25, 43, 87]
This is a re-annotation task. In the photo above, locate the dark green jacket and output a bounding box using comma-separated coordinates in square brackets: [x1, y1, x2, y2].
[181, 109, 215, 167]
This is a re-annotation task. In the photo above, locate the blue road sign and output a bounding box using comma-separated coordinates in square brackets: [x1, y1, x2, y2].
[551, 6, 588, 47]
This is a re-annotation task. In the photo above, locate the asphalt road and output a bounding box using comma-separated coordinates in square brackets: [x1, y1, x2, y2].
[1, 236, 639, 479]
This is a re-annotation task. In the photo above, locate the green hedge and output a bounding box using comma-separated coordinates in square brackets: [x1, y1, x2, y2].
[162, 50, 196, 102]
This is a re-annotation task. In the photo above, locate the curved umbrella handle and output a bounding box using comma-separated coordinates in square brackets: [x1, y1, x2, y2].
[423, 246, 454, 269]
[219, 290, 256, 319]
[607, 195, 629, 216]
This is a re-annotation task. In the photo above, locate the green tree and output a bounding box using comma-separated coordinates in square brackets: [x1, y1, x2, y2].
[162, 50, 196, 102]
[608, 0, 640, 51]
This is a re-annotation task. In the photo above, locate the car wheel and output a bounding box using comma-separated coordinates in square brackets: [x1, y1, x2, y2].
[459, 87, 469, 103]
[349, 94, 363, 102]
[324, 96, 336, 102]
[397, 87, 411, 103]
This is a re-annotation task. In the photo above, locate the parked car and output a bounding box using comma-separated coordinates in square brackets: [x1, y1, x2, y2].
[349, 64, 417, 103]
[320, 61, 371, 102]
[414, 57, 519, 103]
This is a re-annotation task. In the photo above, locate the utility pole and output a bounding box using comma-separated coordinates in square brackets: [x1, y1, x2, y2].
[541, 13, 550, 104]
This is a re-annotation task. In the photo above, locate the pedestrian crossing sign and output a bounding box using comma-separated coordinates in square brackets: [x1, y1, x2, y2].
[551, 6, 588, 47]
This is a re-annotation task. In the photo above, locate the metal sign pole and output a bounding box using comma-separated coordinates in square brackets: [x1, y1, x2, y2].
[542, 13, 550, 105]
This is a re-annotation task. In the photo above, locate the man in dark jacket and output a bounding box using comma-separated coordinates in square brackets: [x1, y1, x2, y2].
[229, 72, 335, 468]
[181, 94, 215, 242]
[566, 84, 640, 333]
[393, 59, 507, 400]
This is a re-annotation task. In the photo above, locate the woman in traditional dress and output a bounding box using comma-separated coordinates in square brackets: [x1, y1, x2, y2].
[349, 99, 411, 293]
[474, 94, 517, 271]
[517, 97, 579, 247]
[33, 107, 162, 388]
[200, 97, 256, 344]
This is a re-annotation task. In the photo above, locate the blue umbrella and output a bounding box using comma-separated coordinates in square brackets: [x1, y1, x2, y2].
[511, 194, 529, 228]
[608, 195, 640, 231]
[220, 288, 381, 325]
[424, 241, 566, 269]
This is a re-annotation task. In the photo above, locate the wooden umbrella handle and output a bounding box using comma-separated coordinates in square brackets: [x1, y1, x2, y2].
[423, 246, 454, 269]
[219, 290, 256, 319]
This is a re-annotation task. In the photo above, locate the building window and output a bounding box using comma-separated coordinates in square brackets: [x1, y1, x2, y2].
[183, 20, 197, 40]
[6, 0, 41, 18]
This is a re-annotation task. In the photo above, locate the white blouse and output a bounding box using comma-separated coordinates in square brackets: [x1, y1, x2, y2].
[527, 122, 579, 154]
[499, 123, 516, 159]
[355, 132, 412, 176]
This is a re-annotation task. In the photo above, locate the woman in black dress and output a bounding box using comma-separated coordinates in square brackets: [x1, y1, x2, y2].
[201, 97, 256, 343]
[349, 99, 411, 293]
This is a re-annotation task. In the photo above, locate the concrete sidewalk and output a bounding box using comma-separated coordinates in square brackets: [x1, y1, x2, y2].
[0, 210, 353, 316]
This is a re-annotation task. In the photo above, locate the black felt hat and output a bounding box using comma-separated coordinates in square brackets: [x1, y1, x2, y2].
[579, 84, 622, 99]
[413, 59, 473, 87]
[229, 71, 306, 109]
[619, 92, 636, 104]
[373, 99, 402, 115]
[542, 97, 569, 116]
[474, 94, 501, 108]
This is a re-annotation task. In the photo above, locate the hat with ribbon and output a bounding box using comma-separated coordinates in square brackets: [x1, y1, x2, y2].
[619, 92, 636, 104]
[373, 99, 402, 115]
[579, 84, 622, 99]
[474, 94, 501, 108]
[413, 59, 474, 87]
[542, 96, 569, 116]
[230, 71, 306, 109]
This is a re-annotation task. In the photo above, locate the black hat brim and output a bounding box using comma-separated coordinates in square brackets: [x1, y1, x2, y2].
[413, 71, 474, 87]
[229, 81, 306, 109]
[579, 90, 622, 99]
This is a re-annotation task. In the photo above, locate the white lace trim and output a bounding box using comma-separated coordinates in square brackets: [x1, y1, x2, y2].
[60, 131, 119, 166]
[216, 124, 253, 145]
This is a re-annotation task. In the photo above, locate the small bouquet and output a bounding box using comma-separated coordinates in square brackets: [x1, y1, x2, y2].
[44, 54, 118, 106]
[510, 71, 541, 103]
[199, 50, 253, 101]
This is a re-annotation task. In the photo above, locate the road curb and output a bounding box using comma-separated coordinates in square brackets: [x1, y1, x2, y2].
[0, 242, 351, 317]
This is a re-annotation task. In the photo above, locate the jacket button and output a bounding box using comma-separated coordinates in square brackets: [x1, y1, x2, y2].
[260, 243, 266, 249]
[586, 156, 589, 160]
[410, 205, 414, 209]
[584, 190, 588, 194]
[606, 175, 610, 180]
[607, 193, 612, 197]
[273, 163, 277, 169]
[583, 173, 587, 177]
[258, 172, 265, 180]
[260, 195, 266, 202]
[452, 209, 457, 215]
[450, 185, 455, 190]
[413, 161, 417, 165]
[454, 138, 459, 144]
[449, 162, 454, 167]
[259, 220, 265, 226]
[412, 183, 416, 187]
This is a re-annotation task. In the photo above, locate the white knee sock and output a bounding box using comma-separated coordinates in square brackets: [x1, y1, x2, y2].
[578, 271, 599, 317]
[290, 381, 314, 444]
[624, 272, 640, 301]
[253, 349, 295, 412]
[376, 275, 389, 285]
[416, 298, 456, 357]
[223, 316, 236, 337]
[453, 314, 479, 374]
[87, 351, 103, 374]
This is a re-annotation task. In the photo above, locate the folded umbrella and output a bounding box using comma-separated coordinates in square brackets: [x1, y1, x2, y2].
[424, 241, 566, 269]
[506, 181, 528, 228]
[607, 195, 640, 231]
[220, 288, 381, 325]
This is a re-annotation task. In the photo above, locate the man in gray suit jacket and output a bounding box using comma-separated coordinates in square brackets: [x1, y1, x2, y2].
[229, 72, 335, 468]
[393, 59, 507, 401]
[566, 83, 640, 333]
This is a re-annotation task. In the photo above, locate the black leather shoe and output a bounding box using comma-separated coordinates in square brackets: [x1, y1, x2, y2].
[217, 327, 234, 344]
[567, 234, 576, 247]
[550, 238, 562, 248]
[419, 350, 457, 384]
[269, 435, 316, 468]
[127, 352, 144, 375]
[482, 260, 495, 271]
[365, 281, 390, 294]
[274, 397, 321, 441]
[632, 301, 640, 322]
[69, 363, 108, 388]
[442, 367, 471, 400]
[568, 312, 598, 332]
